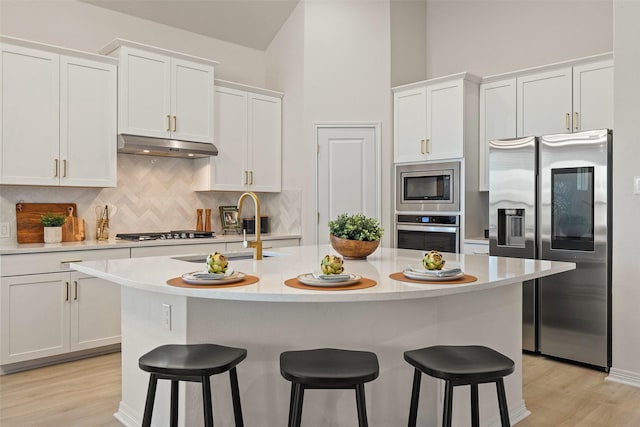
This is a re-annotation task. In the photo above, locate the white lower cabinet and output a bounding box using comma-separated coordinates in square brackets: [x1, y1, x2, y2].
[0, 271, 120, 364]
[70, 272, 120, 352]
[463, 241, 489, 255]
[1, 273, 69, 363]
[0, 248, 128, 367]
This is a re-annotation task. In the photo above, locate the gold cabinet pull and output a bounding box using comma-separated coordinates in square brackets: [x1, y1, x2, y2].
[173, 116, 177, 132]
[574, 112, 579, 130]
[54, 159, 59, 177]
[63, 160, 67, 178]
[243, 171, 248, 185]
[65, 282, 70, 301]
[425, 138, 430, 154]
[565, 113, 570, 130]
[249, 171, 253, 185]
[420, 139, 425, 154]
[74, 281, 78, 300]
[166, 115, 171, 131]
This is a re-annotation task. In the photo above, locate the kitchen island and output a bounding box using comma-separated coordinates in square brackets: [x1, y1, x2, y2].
[71, 245, 574, 427]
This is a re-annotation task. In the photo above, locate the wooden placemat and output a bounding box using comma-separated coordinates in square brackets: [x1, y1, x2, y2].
[167, 275, 260, 289]
[389, 272, 478, 285]
[284, 277, 377, 291]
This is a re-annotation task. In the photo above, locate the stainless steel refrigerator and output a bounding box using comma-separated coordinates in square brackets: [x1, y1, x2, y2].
[489, 129, 611, 370]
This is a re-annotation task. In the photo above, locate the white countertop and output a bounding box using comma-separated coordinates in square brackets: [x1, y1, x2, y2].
[0, 233, 300, 255]
[70, 245, 574, 303]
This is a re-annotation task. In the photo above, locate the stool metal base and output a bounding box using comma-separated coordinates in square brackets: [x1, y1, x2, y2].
[141, 367, 244, 427]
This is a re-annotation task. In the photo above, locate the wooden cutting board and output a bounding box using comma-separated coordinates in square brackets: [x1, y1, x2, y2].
[62, 206, 86, 242]
[16, 202, 79, 243]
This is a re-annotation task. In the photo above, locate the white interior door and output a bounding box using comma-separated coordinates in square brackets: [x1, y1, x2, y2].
[316, 124, 380, 244]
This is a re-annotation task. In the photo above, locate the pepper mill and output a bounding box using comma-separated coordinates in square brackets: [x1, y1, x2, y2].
[196, 209, 203, 231]
[204, 208, 212, 232]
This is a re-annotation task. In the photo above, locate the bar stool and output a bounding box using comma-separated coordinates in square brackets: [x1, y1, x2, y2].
[280, 348, 379, 427]
[404, 345, 515, 427]
[138, 343, 247, 427]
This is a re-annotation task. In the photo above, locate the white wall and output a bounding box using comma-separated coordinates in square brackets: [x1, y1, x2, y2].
[426, 0, 613, 79]
[609, 0, 640, 386]
[390, 0, 427, 87]
[0, 0, 266, 85]
[265, 1, 306, 220]
[266, 0, 392, 246]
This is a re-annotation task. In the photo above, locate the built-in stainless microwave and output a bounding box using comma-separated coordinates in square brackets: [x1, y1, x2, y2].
[395, 161, 460, 212]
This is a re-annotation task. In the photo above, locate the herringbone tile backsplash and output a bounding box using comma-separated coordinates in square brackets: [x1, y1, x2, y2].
[0, 154, 301, 242]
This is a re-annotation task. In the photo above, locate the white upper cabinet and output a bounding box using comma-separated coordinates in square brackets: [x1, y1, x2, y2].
[478, 78, 517, 191]
[102, 40, 216, 144]
[426, 78, 465, 160]
[0, 37, 117, 187]
[573, 59, 613, 132]
[117, 47, 171, 139]
[393, 73, 479, 163]
[393, 85, 427, 163]
[480, 54, 613, 192]
[1, 43, 60, 186]
[60, 56, 117, 187]
[517, 67, 573, 137]
[194, 81, 282, 192]
[516, 55, 613, 137]
[247, 92, 282, 192]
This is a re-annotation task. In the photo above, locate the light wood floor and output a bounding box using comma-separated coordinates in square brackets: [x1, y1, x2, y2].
[1, 352, 640, 426]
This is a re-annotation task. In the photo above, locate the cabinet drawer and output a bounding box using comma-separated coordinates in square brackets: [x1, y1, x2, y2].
[463, 242, 489, 255]
[0, 248, 130, 277]
[130, 243, 224, 258]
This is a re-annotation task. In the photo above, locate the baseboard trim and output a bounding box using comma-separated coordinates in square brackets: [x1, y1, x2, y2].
[486, 398, 530, 427]
[607, 367, 640, 388]
[114, 401, 140, 427]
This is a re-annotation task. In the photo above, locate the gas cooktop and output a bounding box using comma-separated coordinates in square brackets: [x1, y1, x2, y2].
[115, 230, 216, 241]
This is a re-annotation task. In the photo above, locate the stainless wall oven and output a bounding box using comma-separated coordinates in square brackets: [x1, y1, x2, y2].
[396, 214, 460, 253]
[396, 161, 460, 212]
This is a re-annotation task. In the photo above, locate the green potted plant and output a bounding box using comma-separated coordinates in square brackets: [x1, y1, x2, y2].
[328, 213, 383, 259]
[40, 212, 67, 243]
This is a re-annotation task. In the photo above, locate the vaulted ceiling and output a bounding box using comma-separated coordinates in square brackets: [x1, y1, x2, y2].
[82, 0, 300, 51]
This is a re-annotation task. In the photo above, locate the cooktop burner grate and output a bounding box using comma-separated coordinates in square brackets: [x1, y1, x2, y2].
[116, 230, 215, 241]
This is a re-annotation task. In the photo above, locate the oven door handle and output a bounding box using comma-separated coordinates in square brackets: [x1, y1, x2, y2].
[396, 224, 459, 233]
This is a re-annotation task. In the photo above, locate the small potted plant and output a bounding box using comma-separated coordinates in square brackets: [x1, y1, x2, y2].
[328, 213, 383, 259]
[40, 212, 67, 243]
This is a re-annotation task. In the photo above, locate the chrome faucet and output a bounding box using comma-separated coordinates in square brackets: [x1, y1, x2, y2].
[237, 191, 262, 260]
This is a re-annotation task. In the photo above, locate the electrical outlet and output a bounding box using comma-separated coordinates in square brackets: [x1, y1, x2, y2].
[0, 223, 10, 238]
[162, 304, 172, 330]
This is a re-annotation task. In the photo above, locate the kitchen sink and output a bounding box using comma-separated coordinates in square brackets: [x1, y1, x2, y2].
[172, 250, 285, 263]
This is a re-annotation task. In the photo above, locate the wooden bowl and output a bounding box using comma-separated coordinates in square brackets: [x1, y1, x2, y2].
[329, 235, 380, 259]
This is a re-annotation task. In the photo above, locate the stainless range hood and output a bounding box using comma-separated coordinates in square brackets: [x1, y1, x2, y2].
[117, 134, 218, 158]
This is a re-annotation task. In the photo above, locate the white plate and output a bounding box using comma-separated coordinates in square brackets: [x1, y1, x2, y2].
[182, 271, 246, 285]
[297, 273, 361, 287]
[408, 265, 463, 277]
[311, 272, 352, 281]
[402, 269, 464, 282]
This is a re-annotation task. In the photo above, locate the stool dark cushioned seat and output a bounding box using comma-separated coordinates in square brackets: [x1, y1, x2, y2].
[280, 348, 379, 427]
[139, 343, 247, 427]
[404, 345, 515, 427]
